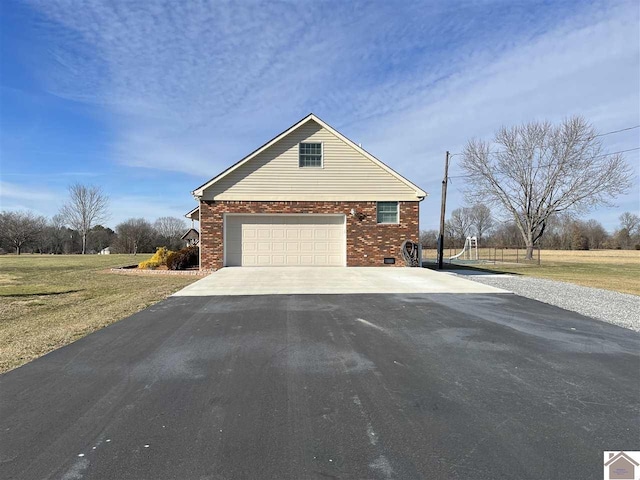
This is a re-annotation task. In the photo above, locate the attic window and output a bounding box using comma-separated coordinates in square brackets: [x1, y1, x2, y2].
[299, 143, 323, 167]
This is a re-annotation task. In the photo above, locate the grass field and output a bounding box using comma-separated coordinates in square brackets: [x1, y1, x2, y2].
[0, 255, 199, 373]
[423, 249, 640, 295]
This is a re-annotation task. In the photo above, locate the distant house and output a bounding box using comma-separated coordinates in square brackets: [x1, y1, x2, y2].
[181, 228, 199, 247]
[99, 247, 111, 255]
[186, 113, 426, 270]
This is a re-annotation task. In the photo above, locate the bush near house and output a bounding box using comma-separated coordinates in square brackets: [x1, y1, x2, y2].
[138, 247, 174, 269]
[167, 246, 199, 270]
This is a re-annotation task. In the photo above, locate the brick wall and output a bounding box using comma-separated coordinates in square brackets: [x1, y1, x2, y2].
[199, 200, 419, 270]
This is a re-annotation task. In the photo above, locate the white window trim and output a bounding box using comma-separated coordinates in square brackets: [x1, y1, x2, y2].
[376, 201, 400, 224]
[298, 142, 324, 168]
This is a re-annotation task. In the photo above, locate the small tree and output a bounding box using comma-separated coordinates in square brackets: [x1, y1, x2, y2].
[59, 184, 109, 254]
[0, 211, 47, 254]
[419, 229, 439, 249]
[115, 218, 155, 255]
[462, 117, 632, 259]
[470, 204, 494, 245]
[619, 212, 640, 236]
[584, 219, 608, 250]
[447, 207, 473, 247]
[154, 216, 187, 250]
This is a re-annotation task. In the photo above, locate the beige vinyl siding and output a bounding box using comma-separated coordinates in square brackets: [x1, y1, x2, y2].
[202, 120, 419, 201]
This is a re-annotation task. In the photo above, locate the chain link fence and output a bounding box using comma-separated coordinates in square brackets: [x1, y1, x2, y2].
[421, 247, 541, 265]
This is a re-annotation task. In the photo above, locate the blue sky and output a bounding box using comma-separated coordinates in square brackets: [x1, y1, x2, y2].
[1, 0, 638, 232]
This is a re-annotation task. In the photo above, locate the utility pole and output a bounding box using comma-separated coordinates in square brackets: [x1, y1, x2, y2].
[437, 151, 450, 270]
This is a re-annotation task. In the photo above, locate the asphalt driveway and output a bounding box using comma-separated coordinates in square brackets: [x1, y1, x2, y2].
[1, 278, 638, 479]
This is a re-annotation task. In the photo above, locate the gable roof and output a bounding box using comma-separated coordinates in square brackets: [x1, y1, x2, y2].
[185, 206, 199, 220]
[605, 452, 640, 467]
[181, 228, 199, 240]
[192, 113, 427, 199]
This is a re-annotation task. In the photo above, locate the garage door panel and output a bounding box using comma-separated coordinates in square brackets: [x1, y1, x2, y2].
[225, 215, 345, 266]
[299, 255, 313, 264]
[286, 242, 300, 252]
[257, 255, 271, 264]
[242, 255, 257, 266]
[243, 229, 257, 239]
[315, 242, 328, 252]
[328, 242, 343, 253]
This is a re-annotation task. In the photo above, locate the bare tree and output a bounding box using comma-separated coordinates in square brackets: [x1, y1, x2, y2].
[154, 216, 187, 250]
[469, 204, 494, 245]
[491, 220, 523, 248]
[419, 229, 439, 249]
[619, 212, 640, 236]
[584, 219, 609, 250]
[59, 184, 109, 254]
[462, 117, 632, 259]
[0, 210, 47, 254]
[447, 207, 474, 247]
[40, 214, 69, 254]
[115, 218, 155, 255]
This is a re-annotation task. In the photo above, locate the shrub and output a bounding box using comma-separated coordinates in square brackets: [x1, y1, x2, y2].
[167, 246, 199, 270]
[138, 246, 174, 269]
[138, 259, 160, 269]
[165, 251, 178, 270]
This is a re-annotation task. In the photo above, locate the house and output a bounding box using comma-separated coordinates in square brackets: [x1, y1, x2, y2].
[181, 228, 200, 247]
[187, 114, 427, 270]
[604, 452, 638, 480]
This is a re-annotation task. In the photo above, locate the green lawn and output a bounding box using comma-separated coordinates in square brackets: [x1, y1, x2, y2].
[0, 254, 200, 373]
[425, 249, 640, 296]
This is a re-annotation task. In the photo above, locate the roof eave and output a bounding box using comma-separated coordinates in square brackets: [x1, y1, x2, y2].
[192, 112, 428, 199]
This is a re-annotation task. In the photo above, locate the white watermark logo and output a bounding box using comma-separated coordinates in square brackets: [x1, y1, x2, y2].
[604, 452, 640, 480]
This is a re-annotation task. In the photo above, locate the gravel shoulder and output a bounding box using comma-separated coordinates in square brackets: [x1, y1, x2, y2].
[453, 272, 640, 332]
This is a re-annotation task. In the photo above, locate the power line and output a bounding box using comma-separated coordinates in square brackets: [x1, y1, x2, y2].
[447, 146, 640, 180]
[595, 125, 640, 137]
[449, 124, 640, 157]
[600, 146, 640, 156]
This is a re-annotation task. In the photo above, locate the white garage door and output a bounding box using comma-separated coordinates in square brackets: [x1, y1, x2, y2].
[225, 215, 345, 266]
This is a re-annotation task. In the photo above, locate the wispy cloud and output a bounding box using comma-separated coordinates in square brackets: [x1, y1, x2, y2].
[0, 181, 61, 203]
[15, 0, 640, 230]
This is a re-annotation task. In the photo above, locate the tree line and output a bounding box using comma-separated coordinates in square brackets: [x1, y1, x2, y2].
[0, 211, 190, 255]
[0, 184, 190, 255]
[422, 208, 640, 251]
